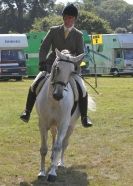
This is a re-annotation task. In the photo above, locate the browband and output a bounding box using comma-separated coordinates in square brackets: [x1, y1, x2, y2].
[58, 59, 75, 64]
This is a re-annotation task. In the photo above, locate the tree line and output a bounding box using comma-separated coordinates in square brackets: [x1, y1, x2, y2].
[0, 0, 133, 34]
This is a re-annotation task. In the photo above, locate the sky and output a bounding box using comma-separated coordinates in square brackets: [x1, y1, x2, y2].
[124, 0, 133, 4]
[56, 0, 81, 4]
[56, 0, 133, 5]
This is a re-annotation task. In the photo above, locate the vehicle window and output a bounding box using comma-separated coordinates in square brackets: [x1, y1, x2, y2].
[115, 49, 122, 58]
[124, 49, 133, 60]
[18, 51, 25, 60]
[1, 50, 25, 61]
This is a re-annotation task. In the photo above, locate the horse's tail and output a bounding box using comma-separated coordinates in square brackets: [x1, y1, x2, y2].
[87, 94, 96, 112]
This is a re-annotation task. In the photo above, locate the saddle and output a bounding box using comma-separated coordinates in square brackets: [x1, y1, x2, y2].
[69, 77, 79, 102]
[31, 72, 50, 96]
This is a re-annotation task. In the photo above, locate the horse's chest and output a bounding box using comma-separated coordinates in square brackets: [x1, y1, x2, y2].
[46, 101, 61, 117]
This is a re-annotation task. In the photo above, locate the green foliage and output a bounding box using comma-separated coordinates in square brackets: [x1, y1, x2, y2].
[31, 10, 112, 33]
[53, 3, 65, 16]
[76, 10, 112, 34]
[0, 0, 133, 33]
[0, 0, 56, 33]
[127, 18, 133, 33]
[94, 0, 133, 31]
[79, 0, 95, 12]
[115, 27, 128, 33]
[81, 0, 133, 32]
[31, 15, 63, 32]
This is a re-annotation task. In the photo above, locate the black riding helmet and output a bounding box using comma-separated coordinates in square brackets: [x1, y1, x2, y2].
[62, 4, 78, 19]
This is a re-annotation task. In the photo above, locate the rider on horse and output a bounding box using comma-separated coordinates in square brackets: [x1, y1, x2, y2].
[20, 4, 93, 127]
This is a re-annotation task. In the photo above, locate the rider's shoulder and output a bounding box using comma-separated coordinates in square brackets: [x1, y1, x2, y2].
[73, 27, 83, 36]
[50, 25, 63, 32]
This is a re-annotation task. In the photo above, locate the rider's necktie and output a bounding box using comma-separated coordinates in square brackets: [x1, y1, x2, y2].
[64, 29, 69, 39]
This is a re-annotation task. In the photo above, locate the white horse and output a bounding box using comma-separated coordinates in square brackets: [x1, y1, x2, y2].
[36, 49, 95, 182]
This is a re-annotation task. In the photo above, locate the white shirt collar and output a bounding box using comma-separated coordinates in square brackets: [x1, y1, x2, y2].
[64, 25, 74, 32]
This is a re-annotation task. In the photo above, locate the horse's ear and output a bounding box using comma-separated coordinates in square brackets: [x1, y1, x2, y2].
[55, 48, 65, 59]
[74, 53, 84, 63]
[55, 48, 61, 58]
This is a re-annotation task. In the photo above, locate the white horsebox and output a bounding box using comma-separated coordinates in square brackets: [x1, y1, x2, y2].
[0, 34, 28, 80]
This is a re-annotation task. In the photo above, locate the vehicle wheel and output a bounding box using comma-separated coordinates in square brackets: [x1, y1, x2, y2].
[110, 68, 119, 77]
[16, 77, 22, 81]
[3, 78, 9, 81]
[113, 70, 119, 76]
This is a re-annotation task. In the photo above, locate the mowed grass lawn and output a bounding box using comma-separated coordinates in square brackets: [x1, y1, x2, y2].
[0, 77, 133, 186]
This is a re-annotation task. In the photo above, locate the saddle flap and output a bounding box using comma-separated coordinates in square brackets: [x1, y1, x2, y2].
[69, 77, 79, 102]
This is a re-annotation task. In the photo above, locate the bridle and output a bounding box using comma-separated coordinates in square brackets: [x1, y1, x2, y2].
[58, 58, 75, 64]
[51, 58, 75, 87]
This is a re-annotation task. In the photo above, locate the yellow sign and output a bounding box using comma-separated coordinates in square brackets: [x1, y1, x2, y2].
[92, 34, 103, 45]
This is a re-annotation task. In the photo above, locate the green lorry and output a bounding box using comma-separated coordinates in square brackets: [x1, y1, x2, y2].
[25, 32, 47, 77]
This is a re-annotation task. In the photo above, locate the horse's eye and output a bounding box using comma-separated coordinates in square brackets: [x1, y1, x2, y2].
[56, 66, 60, 72]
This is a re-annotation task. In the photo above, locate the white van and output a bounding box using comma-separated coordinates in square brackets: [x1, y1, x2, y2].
[0, 34, 28, 80]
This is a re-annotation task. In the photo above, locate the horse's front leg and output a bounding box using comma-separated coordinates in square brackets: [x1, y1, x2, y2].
[58, 122, 75, 167]
[38, 120, 48, 179]
[50, 125, 57, 151]
[47, 119, 70, 182]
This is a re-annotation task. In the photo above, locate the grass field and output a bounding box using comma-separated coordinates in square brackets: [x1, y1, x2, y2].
[0, 77, 133, 186]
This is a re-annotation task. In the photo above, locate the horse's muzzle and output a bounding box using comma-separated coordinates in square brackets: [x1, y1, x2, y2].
[53, 92, 63, 101]
[52, 82, 65, 101]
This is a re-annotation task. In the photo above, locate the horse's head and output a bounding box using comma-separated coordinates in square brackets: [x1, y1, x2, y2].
[50, 49, 84, 101]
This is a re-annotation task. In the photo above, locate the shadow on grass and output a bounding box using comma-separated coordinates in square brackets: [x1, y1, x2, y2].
[20, 165, 89, 186]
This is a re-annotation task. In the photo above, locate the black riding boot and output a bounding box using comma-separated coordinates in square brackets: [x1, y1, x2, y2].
[76, 81, 92, 127]
[79, 93, 92, 127]
[20, 88, 36, 123]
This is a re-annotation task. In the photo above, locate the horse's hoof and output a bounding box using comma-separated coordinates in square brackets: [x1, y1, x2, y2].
[38, 171, 46, 180]
[38, 175, 46, 180]
[58, 165, 65, 169]
[47, 174, 56, 182]
[57, 161, 65, 168]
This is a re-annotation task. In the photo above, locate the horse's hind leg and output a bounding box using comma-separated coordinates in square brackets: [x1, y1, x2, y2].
[38, 120, 48, 179]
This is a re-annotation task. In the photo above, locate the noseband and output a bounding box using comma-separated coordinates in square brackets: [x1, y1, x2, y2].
[51, 58, 75, 87]
[52, 81, 67, 87]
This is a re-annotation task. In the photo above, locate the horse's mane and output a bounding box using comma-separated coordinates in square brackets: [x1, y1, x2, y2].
[60, 49, 70, 55]
[60, 49, 75, 58]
